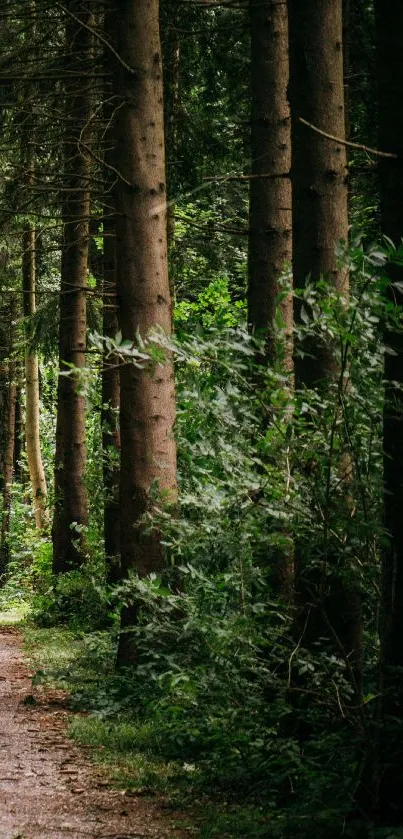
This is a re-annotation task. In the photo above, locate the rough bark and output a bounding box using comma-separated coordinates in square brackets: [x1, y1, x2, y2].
[248, 0, 293, 370]
[248, 0, 293, 599]
[288, 0, 362, 697]
[52, 1, 92, 573]
[373, 0, 403, 824]
[289, 0, 349, 386]
[112, 0, 177, 665]
[23, 225, 48, 530]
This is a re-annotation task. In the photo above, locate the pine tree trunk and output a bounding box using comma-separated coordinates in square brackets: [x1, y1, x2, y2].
[248, 0, 293, 370]
[288, 0, 362, 697]
[112, 0, 177, 665]
[52, 1, 92, 573]
[248, 0, 293, 599]
[23, 224, 48, 530]
[289, 0, 349, 385]
[373, 0, 403, 824]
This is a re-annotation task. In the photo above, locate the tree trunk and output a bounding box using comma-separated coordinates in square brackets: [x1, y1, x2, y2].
[23, 224, 48, 530]
[112, 0, 177, 665]
[52, 1, 93, 573]
[289, 0, 349, 386]
[288, 0, 362, 697]
[248, 0, 293, 599]
[248, 0, 293, 371]
[372, 0, 403, 824]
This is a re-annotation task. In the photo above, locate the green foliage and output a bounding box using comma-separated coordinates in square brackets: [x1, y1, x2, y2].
[31, 570, 113, 631]
[9, 241, 403, 837]
[175, 275, 246, 329]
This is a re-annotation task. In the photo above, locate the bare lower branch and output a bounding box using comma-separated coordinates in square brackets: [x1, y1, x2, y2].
[299, 117, 398, 159]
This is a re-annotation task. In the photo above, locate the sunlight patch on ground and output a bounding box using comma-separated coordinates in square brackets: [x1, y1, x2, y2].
[0, 604, 31, 625]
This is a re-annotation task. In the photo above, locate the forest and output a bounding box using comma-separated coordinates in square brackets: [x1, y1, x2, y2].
[0, 0, 402, 836]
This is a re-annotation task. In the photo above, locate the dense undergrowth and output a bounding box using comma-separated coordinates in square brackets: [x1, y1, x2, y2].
[1, 243, 402, 838]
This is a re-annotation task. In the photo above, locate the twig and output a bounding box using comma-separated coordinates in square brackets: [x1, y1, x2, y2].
[299, 117, 397, 159]
[203, 171, 289, 182]
[287, 610, 311, 689]
[56, 3, 137, 76]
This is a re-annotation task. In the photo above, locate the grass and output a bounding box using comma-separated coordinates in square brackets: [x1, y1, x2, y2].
[18, 621, 278, 838]
[0, 602, 31, 624]
[21, 624, 197, 791]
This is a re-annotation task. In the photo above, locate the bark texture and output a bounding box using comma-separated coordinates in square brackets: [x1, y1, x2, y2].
[23, 225, 48, 530]
[248, 0, 292, 369]
[52, 2, 92, 573]
[113, 0, 177, 665]
[288, 0, 362, 698]
[373, 0, 403, 824]
[289, 0, 349, 386]
[248, 0, 293, 599]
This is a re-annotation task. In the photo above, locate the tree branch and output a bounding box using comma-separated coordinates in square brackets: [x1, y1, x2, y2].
[299, 117, 397, 159]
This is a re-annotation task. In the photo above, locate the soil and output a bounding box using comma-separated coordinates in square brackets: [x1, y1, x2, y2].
[0, 628, 190, 839]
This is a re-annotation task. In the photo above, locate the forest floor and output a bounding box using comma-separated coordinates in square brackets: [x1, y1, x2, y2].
[0, 625, 191, 839]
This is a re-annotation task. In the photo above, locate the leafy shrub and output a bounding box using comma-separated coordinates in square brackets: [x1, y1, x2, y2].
[31, 569, 113, 631]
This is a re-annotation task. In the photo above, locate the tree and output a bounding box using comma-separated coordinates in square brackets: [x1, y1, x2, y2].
[22, 160, 48, 530]
[52, 1, 94, 572]
[111, 0, 178, 664]
[289, 0, 349, 385]
[288, 0, 362, 697]
[247, 0, 293, 599]
[248, 0, 292, 369]
[23, 223, 48, 531]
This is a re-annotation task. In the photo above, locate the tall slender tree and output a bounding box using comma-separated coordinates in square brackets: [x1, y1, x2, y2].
[289, 0, 349, 385]
[52, 1, 94, 572]
[248, 0, 293, 599]
[22, 154, 48, 531]
[111, 0, 178, 665]
[23, 223, 48, 531]
[288, 0, 362, 695]
[248, 0, 292, 370]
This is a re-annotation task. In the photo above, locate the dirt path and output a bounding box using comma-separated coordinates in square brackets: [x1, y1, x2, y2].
[0, 628, 188, 839]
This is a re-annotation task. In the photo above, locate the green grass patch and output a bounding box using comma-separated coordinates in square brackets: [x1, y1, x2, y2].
[0, 602, 31, 625]
[69, 715, 188, 794]
[23, 624, 84, 673]
[19, 622, 281, 839]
